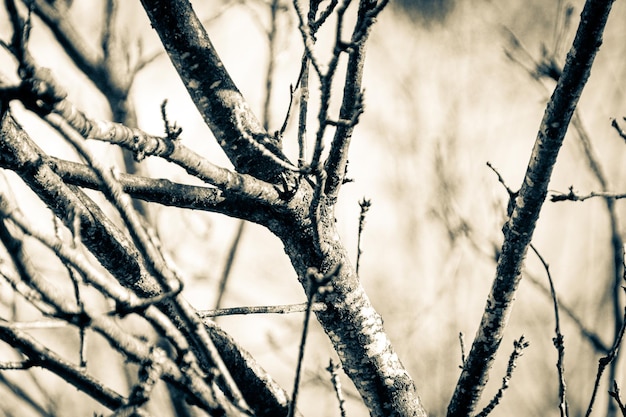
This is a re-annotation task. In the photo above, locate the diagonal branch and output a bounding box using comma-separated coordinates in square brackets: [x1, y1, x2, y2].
[29, 0, 104, 88]
[447, 1, 616, 415]
[0, 321, 127, 410]
[139, 0, 294, 183]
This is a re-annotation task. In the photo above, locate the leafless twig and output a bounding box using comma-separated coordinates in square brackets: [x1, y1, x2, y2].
[475, 336, 530, 417]
[327, 359, 347, 417]
[356, 197, 371, 275]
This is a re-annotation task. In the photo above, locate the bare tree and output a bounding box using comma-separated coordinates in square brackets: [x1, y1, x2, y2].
[0, 0, 622, 416]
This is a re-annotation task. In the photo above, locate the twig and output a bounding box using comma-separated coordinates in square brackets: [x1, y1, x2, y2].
[531, 244, 568, 417]
[525, 271, 609, 353]
[551, 187, 626, 202]
[327, 359, 347, 417]
[609, 381, 626, 417]
[288, 264, 341, 417]
[584, 303, 626, 417]
[612, 118, 626, 142]
[475, 336, 530, 417]
[292, 0, 324, 77]
[296, 56, 309, 167]
[198, 302, 327, 318]
[356, 197, 371, 275]
[213, 220, 246, 313]
[458, 332, 466, 369]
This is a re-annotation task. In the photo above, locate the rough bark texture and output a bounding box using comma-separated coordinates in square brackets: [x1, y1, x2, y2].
[139, 0, 428, 415]
[446, 1, 615, 416]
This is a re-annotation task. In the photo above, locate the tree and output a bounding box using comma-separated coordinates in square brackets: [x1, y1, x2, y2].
[0, 0, 622, 416]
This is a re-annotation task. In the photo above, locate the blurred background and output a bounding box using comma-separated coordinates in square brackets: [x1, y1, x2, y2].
[0, 0, 625, 416]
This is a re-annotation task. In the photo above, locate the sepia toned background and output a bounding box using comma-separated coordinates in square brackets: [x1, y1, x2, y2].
[0, 0, 625, 416]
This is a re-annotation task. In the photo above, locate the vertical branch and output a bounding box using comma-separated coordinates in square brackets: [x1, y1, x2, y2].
[287, 266, 338, 417]
[447, 1, 615, 415]
[356, 197, 371, 275]
[531, 244, 568, 417]
[214, 220, 245, 312]
[297, 55, 309, 167]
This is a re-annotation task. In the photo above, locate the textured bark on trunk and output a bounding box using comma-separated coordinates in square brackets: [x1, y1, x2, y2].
[139, 0, 428, 415]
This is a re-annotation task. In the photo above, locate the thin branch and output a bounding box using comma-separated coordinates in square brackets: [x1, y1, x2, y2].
[48, 158, 233, 213]
[475, 336, 530, 417]
[322, 0, 378, 200]
[458, 332, 466, 369]
[327, 359, 347, 417]
[584, 304, 626, 417]
[531, 244, 568, 417]
[356, 197, 371, 275]
[213, 220, 246, 313]
[551, 187, 626, 202]
[524, 271, 609, 353]
[609, 381, 626, 417]
[0, 360, 33, 370]
[288, 265, 340, 417]
[199, 302, 327, 318]
[296, 56, 309, 167]
[292, 0, 324, 77]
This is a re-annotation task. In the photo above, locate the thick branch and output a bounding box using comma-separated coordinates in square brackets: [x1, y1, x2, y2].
[139, 0, 293, 183]
[447, 1, 615, 415]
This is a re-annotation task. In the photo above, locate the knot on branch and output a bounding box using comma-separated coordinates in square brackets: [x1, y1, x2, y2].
[21, 67, 67, 115]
